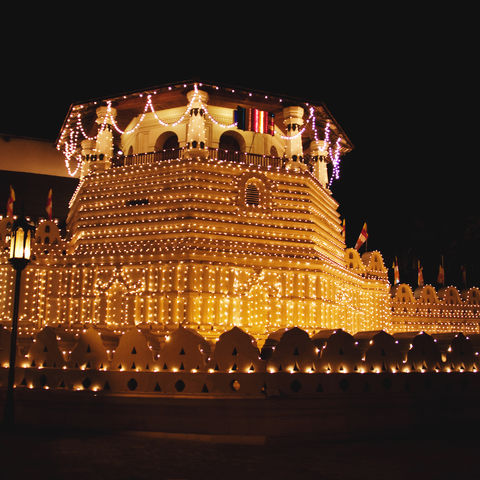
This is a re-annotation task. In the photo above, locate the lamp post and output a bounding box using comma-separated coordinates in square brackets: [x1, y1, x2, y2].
[3, 215, 34, 429]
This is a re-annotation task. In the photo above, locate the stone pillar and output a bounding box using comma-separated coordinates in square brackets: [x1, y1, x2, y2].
[185, 88, 209, 158]
[310, 140, 329, 187]
[283, 106, 305, 171]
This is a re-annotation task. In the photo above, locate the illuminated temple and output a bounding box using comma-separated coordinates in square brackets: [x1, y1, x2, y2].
[1, 81, 479, 342]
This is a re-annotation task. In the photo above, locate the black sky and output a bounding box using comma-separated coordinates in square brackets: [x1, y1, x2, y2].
[1, 8, 478, 288]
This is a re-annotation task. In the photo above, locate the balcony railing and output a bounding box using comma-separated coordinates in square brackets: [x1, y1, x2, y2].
[111, 147, 285, 169]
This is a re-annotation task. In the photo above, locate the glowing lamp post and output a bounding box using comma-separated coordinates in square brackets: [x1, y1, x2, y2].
[3, 215, 34, 428]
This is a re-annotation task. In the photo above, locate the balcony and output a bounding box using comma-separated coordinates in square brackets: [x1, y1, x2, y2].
[111, 147, 285, 169]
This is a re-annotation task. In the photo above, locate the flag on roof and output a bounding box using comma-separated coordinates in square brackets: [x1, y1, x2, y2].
[46, 188, 53, 221]
[393, 257, 400, 285]
[354, 222, 368, 250]
[6, 185, 15, 217]
[437, 263, 445, 286]
[417, 261, 424, 287]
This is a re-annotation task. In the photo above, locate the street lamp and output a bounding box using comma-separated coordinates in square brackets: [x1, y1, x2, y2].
[3, 215, 34, 428]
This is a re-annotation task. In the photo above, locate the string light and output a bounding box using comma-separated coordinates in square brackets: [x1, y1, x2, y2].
[57, 82, 345, 183]
[1, 80, 478, 348]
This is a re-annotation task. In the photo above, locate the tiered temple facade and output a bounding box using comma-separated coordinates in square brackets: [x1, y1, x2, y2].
[0, 81, 479, 341]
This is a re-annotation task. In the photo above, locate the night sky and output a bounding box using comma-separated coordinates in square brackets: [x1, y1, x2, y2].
[1, 9, 477, 288]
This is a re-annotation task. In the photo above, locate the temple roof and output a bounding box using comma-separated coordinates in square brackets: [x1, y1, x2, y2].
[56, 79, 354, 155]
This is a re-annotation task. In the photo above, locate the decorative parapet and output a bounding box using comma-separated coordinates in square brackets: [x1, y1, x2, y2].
[3, 325, 480, 387]
[391, 284, 480, 333]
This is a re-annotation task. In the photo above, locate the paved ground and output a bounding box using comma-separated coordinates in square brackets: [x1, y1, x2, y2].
[0, 424, 477, 479]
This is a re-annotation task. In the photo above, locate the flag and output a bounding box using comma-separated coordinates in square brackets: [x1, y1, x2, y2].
[6, 185, 15, 217]
[341, 219, 345, 239]
[393, 257, 400, 285]
[417, 260, 424, 287]
[437, 263, 445, 286]
[354, 222, 368, 250]
[46, 188, 53, 220]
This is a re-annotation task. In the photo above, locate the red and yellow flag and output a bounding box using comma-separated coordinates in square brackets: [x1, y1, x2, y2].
[354, 222, 368, 250]
[46, 188, 53, 221]
[6, 185, 15, 217]
[393, 257, 400, 285]
[417, 261, 424, 287]
[437, 263, 445, 285]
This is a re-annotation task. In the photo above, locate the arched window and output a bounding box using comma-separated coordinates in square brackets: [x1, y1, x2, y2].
[155, 133, 179, 160]
[270, 146, 279, 157]
[163, 135, 179, 151]
[245, 183, 260, 206]
[219, 133, 242, 162]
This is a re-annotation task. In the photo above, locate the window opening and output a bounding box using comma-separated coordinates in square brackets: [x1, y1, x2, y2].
[245, 183, 260, 206]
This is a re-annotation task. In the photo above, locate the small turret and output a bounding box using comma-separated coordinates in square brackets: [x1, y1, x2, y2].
[282, 106, 305, 171]
[80, 105, 117, 178]
[185, 88, 209, 158]
[309, 139, 329, 187]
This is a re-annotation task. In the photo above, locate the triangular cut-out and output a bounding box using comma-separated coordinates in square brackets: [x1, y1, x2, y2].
[59, 380, 65, 388]
[249, 364, 255, 372]
[201, 384, 209, 393]
[231, 363, 237, 371]
[86, 344, 91, 353]
[214, 364, 219, 371]
[293, 363, 299, 372]
[163, 363, 168, 370]
[232, 347, 238, 356]
[104, 381, 110, 391]
[43, 345, 48, 353]
[278, 365, 282, 371]
[154, 382, 161, 392]
[180, 362, 185, 370]
[118, 364, 122, 370]
[31, 360, 36, 367]
[20, 378, 27, 386]
[145, 364, 150, 370]
[131, 347, 137, 354]
[86, 361, 91, 369]
[179, 348, 185, 355]
[293, 347, 299, 356]
[131, 362, 136, 369]
[42, 360, 47, 368]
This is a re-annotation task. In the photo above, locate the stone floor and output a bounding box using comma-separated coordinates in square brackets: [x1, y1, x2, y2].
[0, 424, 477, 479]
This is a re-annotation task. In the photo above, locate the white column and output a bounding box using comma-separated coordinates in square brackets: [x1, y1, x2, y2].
[310, 140, 329, 187]
[283, 106, 305, 171]
[95, 105, 116, 171]
[185, 88, 209, 158]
